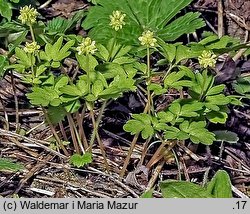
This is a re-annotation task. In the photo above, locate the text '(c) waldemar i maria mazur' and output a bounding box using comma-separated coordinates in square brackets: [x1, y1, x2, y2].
[19, 200, 139, 210]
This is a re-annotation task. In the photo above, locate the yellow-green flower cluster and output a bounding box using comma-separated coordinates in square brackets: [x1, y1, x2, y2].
[109, 10, 126, 31]
[198, 50, 217, 68]
[76, 37, 97, 55]
[24, 41, 40, 54]
[18, 5, 38, 25]
[138, 30, 157, 47]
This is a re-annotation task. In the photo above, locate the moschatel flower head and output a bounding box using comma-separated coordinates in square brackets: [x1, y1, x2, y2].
[138, 30, 157, 47]
[18, 5, 38, 25]
[76, 37, 97, 55]
[198, 50, 217, 68]
[24, 41, 40, 54]
[109, 10, 126, 31]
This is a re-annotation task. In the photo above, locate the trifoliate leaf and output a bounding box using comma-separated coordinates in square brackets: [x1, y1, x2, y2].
[76, 54, 98, 72]
[206, 84, 225, 96]
[207, 111, 228, 124]
[169, 102, 181, 115]
[70, 153, 92, 168]
[180, 102, 204, 117]
[41, 37, 74, 63]
[213, 130, 239, 144]
[15, 47, 34, 68]
[92, 79, 104, 97]
[206, 94, 231, 105]
[164, 70, 185, 88]
[164, 126, 180, 139]
[123, 113, 155, 139]
[123, 119, 144, 135]
[47, 106, 66, 124]
[0, 0, 12, 21]
[189, 128, 215, 145]
[60, 85, 82, 97]
[157, 111, 174, 123]
[27, 87, 60, 107]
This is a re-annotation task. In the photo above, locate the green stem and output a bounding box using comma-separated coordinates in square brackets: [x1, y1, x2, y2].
[89, 101, 107, 150]
[95, 128, 110, 172]
[89, 103, 110, 172]
[30, 54, 36, 78]
[162, 64, 175, 81]
[10, 71, 20, 133]
[120, 133, 139, 178]
[138, 136, 152, 166]
[120, 101, 151, 178]
[172, 149, 182, 180]
[146, 140, 177, 169]
[108, 33, 117, 62]
[147, 47, 150, 79]
[28, 24, 39, 80]
[58, 121, 68, 141]
[76, 107, 88, 150]
[146, 47, 152, 114]
[67, 114, 80, 154]
[29, 24, 35, 42]
[71, 115, 85, 154]
[42, 107, 69, 156]
[86, 54, 91, 95]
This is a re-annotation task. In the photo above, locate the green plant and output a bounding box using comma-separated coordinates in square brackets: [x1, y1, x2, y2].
[70, 152, 92, 168]
[3, 4, 142, 170]
[123, 70, 234, 145]
[82, 0, 205, 45]
[1, 1, 243, 177]
[142, 170, 233, 198]
[233, 76, 250, 99]
[0, 158, 25, 172]
[213, 130, 239, 144]
[46, 11, 86, 36]
[0, 0, 19, 21]
[120, 42, 240, 176]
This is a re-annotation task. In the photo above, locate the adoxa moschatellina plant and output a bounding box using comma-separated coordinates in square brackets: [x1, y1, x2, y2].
[3, 3, 241, 176]
[5, 5, 140, 170]
[121, 42, 241, 177]
[5, 5, 76, 157]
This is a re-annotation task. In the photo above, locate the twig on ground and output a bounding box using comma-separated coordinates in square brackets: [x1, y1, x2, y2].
[10, 71, 20, 133]
[217, 0, 224, 38]
[232, 185, 249, 198]
[0, 128, 68, 159]
[39, 0, 54, 9]
[146, 160, 165, 190]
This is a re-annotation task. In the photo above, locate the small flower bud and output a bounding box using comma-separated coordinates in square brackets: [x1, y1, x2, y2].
[109, 10, 126, 31]
[76, 37, 97, 55]
[198, 50, 217, 68]
[18, 5, 39, 25]
[138, 30, 157, 47]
